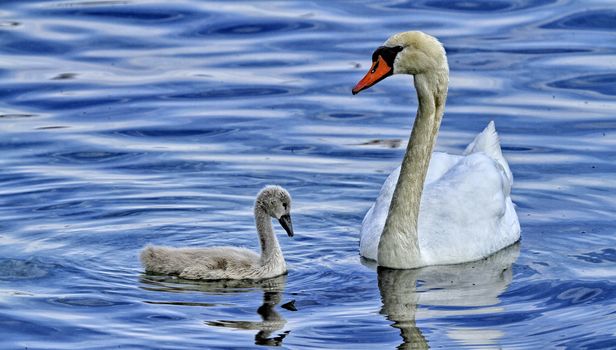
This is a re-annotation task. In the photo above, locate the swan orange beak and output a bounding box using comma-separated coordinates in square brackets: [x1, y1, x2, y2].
[352, 56, 393, 95]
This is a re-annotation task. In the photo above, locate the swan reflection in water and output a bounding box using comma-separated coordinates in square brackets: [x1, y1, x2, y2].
[366, 243, 520, 349]
[140, 274, 292, 346]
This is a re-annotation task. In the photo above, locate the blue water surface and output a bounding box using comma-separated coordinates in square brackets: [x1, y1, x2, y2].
[1, 1, 615, 349]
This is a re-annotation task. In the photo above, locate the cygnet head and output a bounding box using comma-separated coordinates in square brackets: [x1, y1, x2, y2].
[352, 31, 448, 95]
[256, 185, 294, 237]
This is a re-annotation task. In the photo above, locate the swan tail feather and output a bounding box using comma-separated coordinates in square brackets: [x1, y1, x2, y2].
[464, 121, 513, 192]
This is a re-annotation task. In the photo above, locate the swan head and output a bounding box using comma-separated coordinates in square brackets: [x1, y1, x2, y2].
[256, 185, 294, 237]
[352, 31, 448, 95]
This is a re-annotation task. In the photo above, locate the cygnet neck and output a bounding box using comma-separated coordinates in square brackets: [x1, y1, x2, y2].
[254, 206, 284, 266]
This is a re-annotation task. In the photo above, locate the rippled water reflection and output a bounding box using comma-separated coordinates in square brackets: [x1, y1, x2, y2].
[1, 0, 615, 349]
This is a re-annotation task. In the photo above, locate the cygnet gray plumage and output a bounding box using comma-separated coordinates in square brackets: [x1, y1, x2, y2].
[140, 185, 294, 280]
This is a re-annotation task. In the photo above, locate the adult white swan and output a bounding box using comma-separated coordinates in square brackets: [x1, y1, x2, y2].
[353, 31, 520, 269]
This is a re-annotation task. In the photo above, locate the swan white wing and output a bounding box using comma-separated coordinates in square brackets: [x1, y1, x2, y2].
[418, 152, 520, 265]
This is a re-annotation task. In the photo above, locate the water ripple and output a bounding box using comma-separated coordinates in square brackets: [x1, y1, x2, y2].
[0, 0, 615, 349]
[549, 73, 616, 96]
[390, 0, 558, 12]
[542, 9, 616, 31]
[200, 20, 317, 37]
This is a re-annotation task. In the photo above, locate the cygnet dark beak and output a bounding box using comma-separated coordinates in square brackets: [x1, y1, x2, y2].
[278, 214, 294, 237]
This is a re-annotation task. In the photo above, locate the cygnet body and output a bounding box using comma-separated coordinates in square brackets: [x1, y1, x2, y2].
[141, 186, 294, 280]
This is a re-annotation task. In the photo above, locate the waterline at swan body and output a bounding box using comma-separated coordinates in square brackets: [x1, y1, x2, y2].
[354, 31, 520, 268]
[141, 186, 294, 280]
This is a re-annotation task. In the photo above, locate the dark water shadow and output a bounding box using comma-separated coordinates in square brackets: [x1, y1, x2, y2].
[383, 0, 557, 12]
[364, 243, 520, 349]
[541, 9, 616, 31]
[140, 274, 292, 346]
[0, 257, 60, 280]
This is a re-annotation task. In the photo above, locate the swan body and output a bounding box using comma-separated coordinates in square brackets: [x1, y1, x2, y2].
[360, 121, 519, 264]
[353, 31, 520, 268]
[141, 186, 294, 280]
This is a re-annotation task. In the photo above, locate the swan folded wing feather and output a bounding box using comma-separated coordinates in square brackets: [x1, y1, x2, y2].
[418, 153, 519, 265]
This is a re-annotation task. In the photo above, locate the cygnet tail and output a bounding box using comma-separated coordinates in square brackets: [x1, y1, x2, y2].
[140, 245, 167, 273]
[464, 121, 513, 191]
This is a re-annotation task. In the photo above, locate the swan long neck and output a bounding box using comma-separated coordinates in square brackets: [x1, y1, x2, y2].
[254, 207, 284, 266]
[378, 69, 448, 268]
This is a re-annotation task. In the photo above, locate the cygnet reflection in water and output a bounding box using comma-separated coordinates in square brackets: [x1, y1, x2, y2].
[140, 274, 293, 346]
[367, 243, 520, 349]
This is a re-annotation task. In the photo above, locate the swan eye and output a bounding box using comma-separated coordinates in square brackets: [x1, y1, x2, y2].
[282, 202, 288, 210]
[371, 46, 404, 68]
